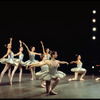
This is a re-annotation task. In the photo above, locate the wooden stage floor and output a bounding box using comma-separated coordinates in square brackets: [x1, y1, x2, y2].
[0, 73, 100, 99]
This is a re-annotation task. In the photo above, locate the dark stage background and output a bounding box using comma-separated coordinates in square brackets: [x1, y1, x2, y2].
[0, 1, 100, 75]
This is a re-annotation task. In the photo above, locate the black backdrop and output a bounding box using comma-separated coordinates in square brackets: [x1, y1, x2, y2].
[0, 1, 100, 75]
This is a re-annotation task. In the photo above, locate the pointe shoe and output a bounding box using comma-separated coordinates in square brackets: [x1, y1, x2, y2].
[80, 78, 84, 81]
[41, 84, 45, 88]
[68, 78, 72, 81]
[70, 78, 77, 81]
[50, 90, 58, 95]
[30, 78, 34, 81]
[95, 78, 100, 81]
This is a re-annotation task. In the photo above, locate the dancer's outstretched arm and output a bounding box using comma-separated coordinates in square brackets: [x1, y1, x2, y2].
[40, 41, 45, 55]
[58, 61, 69, 65]
[22, 42, 30, 54]
[26, 60, 50, 70]
[70, 61, 77, 64]
[34, 52, 42, 56]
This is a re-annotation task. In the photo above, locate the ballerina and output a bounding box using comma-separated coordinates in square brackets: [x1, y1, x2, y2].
[40, 41, 51, 60]
[26, 51, 69, 95]
[35, 54, 49, 88]
[10, 40, 25, 85]
[68, 54, 87, 81]
[36, 41, 51, 88]
[22, 42, 41, 80]
[0, 38, 18, 84]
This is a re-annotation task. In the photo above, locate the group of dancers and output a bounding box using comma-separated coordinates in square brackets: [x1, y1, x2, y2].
[0, 38, 100, 95]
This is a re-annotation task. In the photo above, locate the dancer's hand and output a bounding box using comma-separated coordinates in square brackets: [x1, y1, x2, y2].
[66, 62, 69, 65]
[10, 38, 12, 41]
[19, 40, 22, 43]
[26, 65, 29, 70]
[40, 41, 43, 44]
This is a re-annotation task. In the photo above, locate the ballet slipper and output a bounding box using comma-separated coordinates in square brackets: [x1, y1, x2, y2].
[68, 78, 72, 81]
[95, 78, 100, 81]
[80, 78, 84, 81]
[30, 77, 34, 81]
[41, 84, 45, 88]
[50, 90, 58, 95]
[71, 78, 77, 81]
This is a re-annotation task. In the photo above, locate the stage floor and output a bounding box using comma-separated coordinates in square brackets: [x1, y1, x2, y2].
[0, 74, 100, 99]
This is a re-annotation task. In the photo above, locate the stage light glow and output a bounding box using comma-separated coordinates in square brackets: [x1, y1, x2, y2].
[92, 19, 96, 23]
[92, 66, 94, 69]
[92, 36, 96, 40]
[92, 27, 96, 31]
[93, 10, 96, 14]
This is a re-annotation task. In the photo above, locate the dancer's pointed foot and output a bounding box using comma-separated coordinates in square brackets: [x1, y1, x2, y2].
[68, 78, 77, 81]
[30, 77, 34, 81]
[41, 84, 45, 88]
[95, 77, 100, 81]
[80, 78, 84, 81]
[50, 90, 58, 95]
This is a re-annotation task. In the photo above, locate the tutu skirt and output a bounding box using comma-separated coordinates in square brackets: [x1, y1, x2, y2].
[36, 65, 49, 79]
[71, 67, 86, 73]
[38, 70, 66, 81]
[0, 58, 18, 66]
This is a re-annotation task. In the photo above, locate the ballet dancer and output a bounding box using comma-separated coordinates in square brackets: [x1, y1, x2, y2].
[22, 42, 42, 80]
[0, 38, 18, 84]
[10, 40, 25, 85]
[35, 54, 49, 88]
[26, 51, 69, 95]
[36, 41, 51, 88]
[68, 54, 87, 81]
[40, 41, 51, 60]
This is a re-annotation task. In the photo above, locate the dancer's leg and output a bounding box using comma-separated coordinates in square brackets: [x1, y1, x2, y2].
[10, 65, 18, 85]
[41, 80, 45, 88]
[8, 65, 11, 81]
[46, 81, 51, 93]
[30, 67, 36, 80]
[80, 70, 87, 81]
[19, 65, 22, 82]
[50, 78, 60, 95]
[0, 63, 10, 83]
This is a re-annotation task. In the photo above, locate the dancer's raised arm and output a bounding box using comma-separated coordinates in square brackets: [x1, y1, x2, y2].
[14, 40, 22, 56]
[10, 38, 12, 46]
[22, 42, 30, 54]
[40, 41, 45, 54]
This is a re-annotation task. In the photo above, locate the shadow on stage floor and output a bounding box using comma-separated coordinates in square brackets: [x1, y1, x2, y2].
[0, 73, 100, 99]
